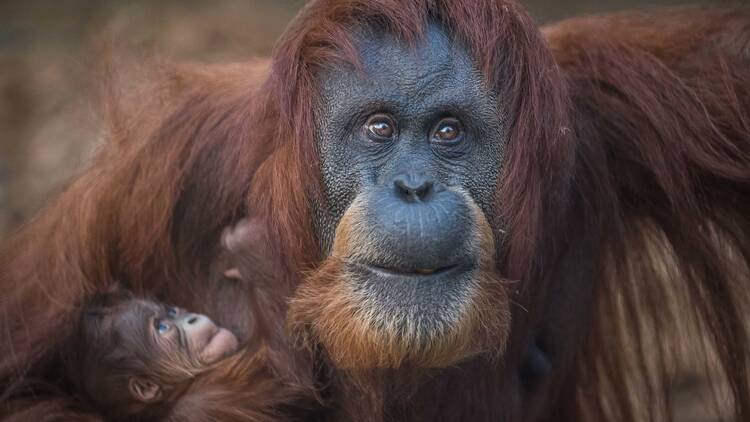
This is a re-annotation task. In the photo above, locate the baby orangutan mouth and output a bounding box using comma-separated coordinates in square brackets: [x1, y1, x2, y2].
[199, 325, 240, 364]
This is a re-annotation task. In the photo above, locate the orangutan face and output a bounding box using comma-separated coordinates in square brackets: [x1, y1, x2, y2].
[293, 23, 510, 368]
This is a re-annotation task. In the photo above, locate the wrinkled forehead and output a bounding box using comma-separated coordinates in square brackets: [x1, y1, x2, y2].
[357, 24, 473, 84]
[317, 23, 488, 111]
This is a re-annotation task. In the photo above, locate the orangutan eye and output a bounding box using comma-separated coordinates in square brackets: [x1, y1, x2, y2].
[155, 320, 171, 335]
[364, 114, 397, 142]
[431, 117, 464, 145]
[166, 307, 179, 318]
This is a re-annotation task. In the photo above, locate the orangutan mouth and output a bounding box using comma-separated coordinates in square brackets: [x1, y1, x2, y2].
[363, 263, 465, 278]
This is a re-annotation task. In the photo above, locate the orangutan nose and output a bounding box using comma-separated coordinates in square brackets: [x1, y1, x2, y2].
[180, 313, 214, 332]
[392, 173, 442, 203]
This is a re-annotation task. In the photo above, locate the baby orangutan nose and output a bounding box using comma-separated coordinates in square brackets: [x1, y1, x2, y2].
[179, 312, 239, 364]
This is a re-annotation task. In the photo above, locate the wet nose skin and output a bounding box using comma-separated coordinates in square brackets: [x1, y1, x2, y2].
[364, 185, 473, 270]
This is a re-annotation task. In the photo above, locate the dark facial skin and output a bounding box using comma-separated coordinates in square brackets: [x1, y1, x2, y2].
[313, 24, 506, 332]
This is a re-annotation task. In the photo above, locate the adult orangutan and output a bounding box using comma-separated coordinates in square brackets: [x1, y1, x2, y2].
[1, 1, 749, 421]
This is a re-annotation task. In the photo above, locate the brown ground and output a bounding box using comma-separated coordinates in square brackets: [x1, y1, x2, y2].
[0, 1, 732, 420]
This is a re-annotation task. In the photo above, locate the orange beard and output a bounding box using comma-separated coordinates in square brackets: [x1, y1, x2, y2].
[289, 193, 511, 369]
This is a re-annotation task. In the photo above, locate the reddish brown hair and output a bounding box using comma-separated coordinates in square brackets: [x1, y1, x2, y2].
[547, 8, 750, 420]
[1, 1, 749, 421]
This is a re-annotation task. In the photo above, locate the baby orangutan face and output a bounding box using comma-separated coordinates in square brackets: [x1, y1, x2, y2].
[118, 299, 241, 402]
[68, 294, 240, 415]
[150, 304, 238, 365]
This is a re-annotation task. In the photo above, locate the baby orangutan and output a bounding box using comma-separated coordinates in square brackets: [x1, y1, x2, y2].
[63, 219, 316, 421]
[64, 291, 241, 420]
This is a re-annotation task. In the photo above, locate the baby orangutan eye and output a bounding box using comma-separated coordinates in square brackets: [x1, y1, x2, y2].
[166, 307, 179, 318]
[155, 320, 171, 335]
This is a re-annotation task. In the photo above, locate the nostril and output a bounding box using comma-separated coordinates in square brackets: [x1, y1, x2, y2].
[187, 316, 198, 325]
[394, 179, 411, 197]
[393, 175, 434, 202]
[415, 181, 433, 200]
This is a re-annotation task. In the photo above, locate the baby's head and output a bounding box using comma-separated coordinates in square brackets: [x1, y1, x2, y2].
[65, 290, 239, 420]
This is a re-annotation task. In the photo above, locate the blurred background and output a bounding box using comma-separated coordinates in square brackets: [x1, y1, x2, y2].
[0, 1, 738, 420]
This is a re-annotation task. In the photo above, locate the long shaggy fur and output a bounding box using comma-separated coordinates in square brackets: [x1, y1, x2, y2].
[546, 8, 750, 420]
[0, 1, 748, 421]
[166, 346, 317, 422]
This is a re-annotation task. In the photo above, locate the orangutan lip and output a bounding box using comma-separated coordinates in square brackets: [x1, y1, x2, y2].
[364, 264, 459, 278]
[201, 326, 221, 349]
[200, 327, 239, 363]
[207, 326, 220, 341]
